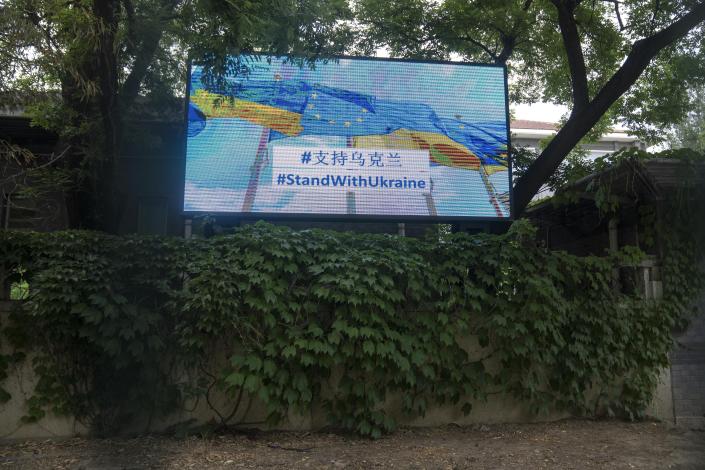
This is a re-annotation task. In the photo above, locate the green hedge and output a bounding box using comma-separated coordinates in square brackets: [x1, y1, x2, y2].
[0, 220, 700, 437]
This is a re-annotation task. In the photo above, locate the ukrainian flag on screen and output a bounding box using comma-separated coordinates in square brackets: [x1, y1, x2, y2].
[188, 78, 507, 170]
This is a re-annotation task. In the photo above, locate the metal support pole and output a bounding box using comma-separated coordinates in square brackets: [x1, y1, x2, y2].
[184, 218, 193, 239]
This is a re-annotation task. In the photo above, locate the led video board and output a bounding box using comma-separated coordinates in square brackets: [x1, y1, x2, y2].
[184, 55, 511, 220]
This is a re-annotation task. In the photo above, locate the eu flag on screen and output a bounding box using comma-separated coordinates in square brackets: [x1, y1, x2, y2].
[192, 78, 507, 166]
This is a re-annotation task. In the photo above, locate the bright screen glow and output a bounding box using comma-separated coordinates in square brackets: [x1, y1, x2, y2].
[185, 55, 511, 219]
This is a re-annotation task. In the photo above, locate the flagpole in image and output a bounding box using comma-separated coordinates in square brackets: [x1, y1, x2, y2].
[241, 127, 271, 213]
[345, 135, 356, 215]
[479, 164, 505, 217]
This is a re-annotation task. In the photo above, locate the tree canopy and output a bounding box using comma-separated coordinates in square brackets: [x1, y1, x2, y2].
[354, 0, 705, 212]
[670, 85, 705, 152]
[0, 0, 352, 229]
[1, 0, 704, 228]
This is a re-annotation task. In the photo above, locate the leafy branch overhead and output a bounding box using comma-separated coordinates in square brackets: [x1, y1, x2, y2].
[1, 0, 704, 226]
[0, 0, 353, 230]
[354, 0, 705, 213]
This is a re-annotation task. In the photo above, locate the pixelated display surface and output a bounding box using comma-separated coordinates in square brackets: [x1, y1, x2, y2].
[185, 55, 511, 219]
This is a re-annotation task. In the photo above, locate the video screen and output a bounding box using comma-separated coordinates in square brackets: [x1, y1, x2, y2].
[185, 55, 511, 219]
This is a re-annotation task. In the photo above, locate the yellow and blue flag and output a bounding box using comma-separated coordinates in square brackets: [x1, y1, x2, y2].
[188, 78, 507, 170]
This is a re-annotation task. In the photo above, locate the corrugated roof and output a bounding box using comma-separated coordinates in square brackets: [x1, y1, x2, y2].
[642, 158, 705, 192]
[527, 158, 705, 216]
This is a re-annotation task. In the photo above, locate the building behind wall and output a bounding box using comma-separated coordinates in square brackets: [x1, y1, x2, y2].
[526, 157, 705, 428]
[512, 120, 647, 201]
[0, 113, 68, 231]
[0, 111, 186, 235]
[512, 120, 646, 159]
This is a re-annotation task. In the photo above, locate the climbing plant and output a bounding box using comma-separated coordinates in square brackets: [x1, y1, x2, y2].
[0, 223, 697, 437]
[555, 148, 705, 321]
[0, 152, 702, 437]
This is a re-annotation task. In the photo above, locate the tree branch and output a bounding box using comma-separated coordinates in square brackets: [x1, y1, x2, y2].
[121, 0, 137, 56]
[119, 0, 178, 110]
[0, 146, 71, 186]
[614, 1, 625, 31]
[650, 0, 662, 35]
[24, 10, 59, 54]
[118, 28, 163, 109]
[601, 0, 626, 30]
[450, 34, 499, 62]
[513, 1, 705, 214]
[552, 0, 590, 113]
[494, 0, 533, 64]
[496, 34, 517, 64]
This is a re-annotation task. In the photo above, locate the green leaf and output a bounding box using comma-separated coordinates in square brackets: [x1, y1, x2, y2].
[243, 375, 260, 393]
[282, 345, 297, 358]
[225, 372, 245, 387]
[244, 356, 263, 371]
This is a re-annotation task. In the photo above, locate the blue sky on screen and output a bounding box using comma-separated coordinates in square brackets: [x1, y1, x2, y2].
[190, 57, 506, 124]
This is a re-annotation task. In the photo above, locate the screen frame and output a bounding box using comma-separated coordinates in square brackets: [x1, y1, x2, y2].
[182, 54, 513, 223]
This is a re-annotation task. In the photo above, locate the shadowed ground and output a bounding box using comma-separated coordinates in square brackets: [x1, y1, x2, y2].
[1, 419, 703, 469]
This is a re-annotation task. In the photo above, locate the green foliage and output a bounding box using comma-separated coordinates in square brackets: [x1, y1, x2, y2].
[669, 85, 705, 153]
[9, 281, 28, 301]
[519, 146, 705, 204]
[1, 232, 189, 434]
[512, 145, 595, 194]
[1, 216, 701, 437]
[540, 147, 705, 417]
[353, 0, 705, 146]
[0, 0, 353, 229]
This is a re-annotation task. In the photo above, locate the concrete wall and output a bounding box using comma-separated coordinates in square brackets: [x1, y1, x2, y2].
[670, 283, 705, 429]
[0, 300, 676, 439]
[645, 368, 674, 424]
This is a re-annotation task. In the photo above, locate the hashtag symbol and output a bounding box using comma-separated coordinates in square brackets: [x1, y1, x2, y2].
[300, 151, 312, 164]
[277, 174, 286, 185]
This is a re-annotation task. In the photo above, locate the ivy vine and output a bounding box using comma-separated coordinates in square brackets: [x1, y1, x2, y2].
[0, 149, 702, 437]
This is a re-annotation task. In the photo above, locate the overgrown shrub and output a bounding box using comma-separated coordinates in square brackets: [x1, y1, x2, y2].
[0, 218, 702, 437]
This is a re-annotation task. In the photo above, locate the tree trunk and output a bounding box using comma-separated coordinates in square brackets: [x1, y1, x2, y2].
[513, 1, 705, 215]
[92, 0, 121, 233]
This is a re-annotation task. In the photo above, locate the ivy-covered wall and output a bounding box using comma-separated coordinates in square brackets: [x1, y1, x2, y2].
[0, 219, 702, 438]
